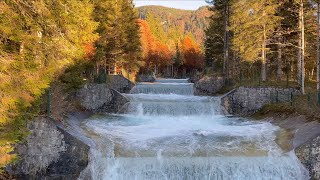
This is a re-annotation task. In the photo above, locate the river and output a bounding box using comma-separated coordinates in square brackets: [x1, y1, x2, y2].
[77, 79, 309, 180]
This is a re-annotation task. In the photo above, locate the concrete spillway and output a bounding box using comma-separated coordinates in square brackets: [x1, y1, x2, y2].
[78, 79, 309, 180]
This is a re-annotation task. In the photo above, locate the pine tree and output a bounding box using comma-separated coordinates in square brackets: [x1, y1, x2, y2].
[230, 0, 281, 81]
[204, 4, 225, 72]
[174, 43, 182, 68]
[120, 0, 143, 76]
[93, 0, 142, 77]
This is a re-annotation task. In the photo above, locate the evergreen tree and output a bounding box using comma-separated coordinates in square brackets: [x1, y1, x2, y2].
[120, 0, 143, 75]
[93, 0, 142, 77]
[174, 43, 182, 68]
[204, 4, 225, 72]
[230, 0, 281, 81]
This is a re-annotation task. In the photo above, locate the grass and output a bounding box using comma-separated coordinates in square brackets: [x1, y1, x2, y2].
[252, 93, 320, 121]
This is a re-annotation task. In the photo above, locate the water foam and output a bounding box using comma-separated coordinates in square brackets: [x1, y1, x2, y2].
[78, 79, 308, 180]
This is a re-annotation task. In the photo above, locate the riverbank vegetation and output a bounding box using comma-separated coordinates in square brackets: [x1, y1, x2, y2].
[204, 0, 320, 119]
[205, 0, 320, 96]
[0, 0, 141, 169]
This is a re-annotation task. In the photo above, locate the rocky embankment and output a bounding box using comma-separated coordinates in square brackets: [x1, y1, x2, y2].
[7, 117, 90, 180]
[194, 76, 224, 96]
[6, 75, 133, 179]
[136, 74, 156, 82]
[77, 83, 129, 113]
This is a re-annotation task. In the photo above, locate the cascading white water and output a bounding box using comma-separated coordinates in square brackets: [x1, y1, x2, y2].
[155, 78, 189, 83]
[130, 83, 194, 95]
[79, 79, 309, 180]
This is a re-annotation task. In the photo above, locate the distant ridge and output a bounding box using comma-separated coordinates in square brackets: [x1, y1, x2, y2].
[137, 5, 194, 12]
[137, 5, 212, 44]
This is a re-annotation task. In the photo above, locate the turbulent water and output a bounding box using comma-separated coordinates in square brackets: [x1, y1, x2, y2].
[78, 79, 309, 180]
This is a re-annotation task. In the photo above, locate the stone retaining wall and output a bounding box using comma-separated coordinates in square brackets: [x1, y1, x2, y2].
[221, 87, 300, 116]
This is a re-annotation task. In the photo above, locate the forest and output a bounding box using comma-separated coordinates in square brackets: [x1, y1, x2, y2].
[137, 5, 210, 77]
[137, 5, 211, 44]
[205, 0, 320, 95]
[1, 0, 320, 173]
[0, 1, 207, 169]
[0, 0, 140, 169]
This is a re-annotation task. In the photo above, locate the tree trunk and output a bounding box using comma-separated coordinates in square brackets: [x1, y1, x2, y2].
[19, 41, 24, 54]
[171, 65, 174, 78]
[277, 39, 283, 81]
[297, 1, 302, 87]
[317, 2, 320, 92]
[232, 52, 236, 79]
[96, 61, 100, 76]
[154, 64, 157, 75]
[261, 24, 267, 82]
[113, 62, 117, 75]
[300, 0, 305, 94]
[223, 1, 229, 81]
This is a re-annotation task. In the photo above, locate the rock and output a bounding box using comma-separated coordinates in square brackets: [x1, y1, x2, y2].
[136, 74, 156, 82]
[97, 89, 130, 113]
[108, 75, 134, 93]
[221, 87, 300, 116]
[77, 83, 129, 113]
[77, 83, 112, 110]
[296, 136, 320, 180]
[194, 76, 224, 96]
[7, 117, 89, 180]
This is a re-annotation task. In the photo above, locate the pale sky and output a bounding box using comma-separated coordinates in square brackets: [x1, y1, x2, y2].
[133, 0, 210, 10]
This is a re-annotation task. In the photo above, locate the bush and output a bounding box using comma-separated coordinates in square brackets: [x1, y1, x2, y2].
[59, 60, 94, 91]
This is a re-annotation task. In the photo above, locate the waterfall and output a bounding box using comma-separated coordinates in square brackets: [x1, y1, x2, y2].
[78, 79, 309, 180]
[122, 94, 221, 116]
[99, 155, 307, 180]
[155, 78, 189, 83]
[130, 83, 194, 95]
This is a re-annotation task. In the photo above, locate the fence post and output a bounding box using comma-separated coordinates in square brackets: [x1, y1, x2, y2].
[276, 90, 279, 103]
[47, 88, 51, 117]
[290, 92, 293, 106]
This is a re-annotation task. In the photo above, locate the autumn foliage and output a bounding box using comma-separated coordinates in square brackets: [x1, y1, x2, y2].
[181, 36, 204, 69]
[138, 19, 203, 75]
[138, 19, 172, 71]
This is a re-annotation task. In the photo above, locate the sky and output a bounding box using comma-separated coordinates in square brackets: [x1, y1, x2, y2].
[133, 0, 210, 10]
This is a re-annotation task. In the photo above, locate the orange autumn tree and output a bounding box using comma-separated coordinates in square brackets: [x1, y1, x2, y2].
[138, 19, 172, 73]
[138, 19, 155, 70]
[151, 42, 172, 66]
[84, 43, 96, 60]
[181, 35, 204, 72]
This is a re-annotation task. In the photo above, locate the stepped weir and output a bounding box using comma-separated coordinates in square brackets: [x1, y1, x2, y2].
[79, 78, 308, 180]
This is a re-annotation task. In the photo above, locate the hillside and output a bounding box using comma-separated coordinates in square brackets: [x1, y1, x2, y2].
[137, 5, 212, 44]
